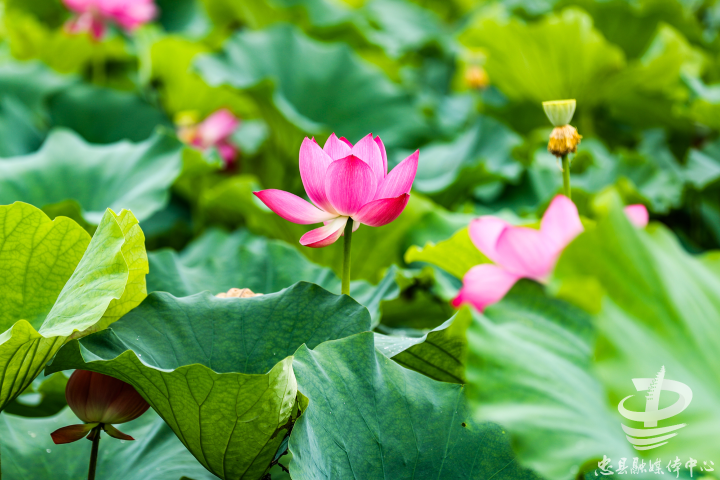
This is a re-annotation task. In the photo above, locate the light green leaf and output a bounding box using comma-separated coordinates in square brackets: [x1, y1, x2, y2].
[553, 199, 720, 463]
[465, 281, 633, 480]
[405, 227, 489, 279]
[0, 202, 146, 411]
[47, 283, 371, 479]
[4, 372, 68, 418]
[146, 228, 398, 326]
[150, 36, 258, 119]
[460, 8, 625, 107]
[0, 129, 184, 224]
[289, 332, 542, 479]
[374, 308, 470, 383]
[0, 408, 216, 479]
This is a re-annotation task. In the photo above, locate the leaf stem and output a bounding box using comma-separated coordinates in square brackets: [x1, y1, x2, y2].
[341, 219, 353, 295]
[92, 47, 105, 86]
[561, 155, 571, 199]
[88, 425, 101, 480]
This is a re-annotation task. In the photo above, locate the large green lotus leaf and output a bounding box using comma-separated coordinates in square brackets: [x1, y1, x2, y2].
[46, 82, 173, 144]
[147, 228, 398, 327]
[465, 280, 634, 480]
[412, 116, 523, 208]
[46, 283, 371, 479]
[195, 24, 430, 153]
[557, 0, 705, 59]
[552, 199, 720, 463]
[289, 332, 542, 479]
[5, 8, 130, 75]
[0, 61, 70, 156]
[600, 24, 703, 131]
[0, 408, 216, 479]
[0, 202, 146, 412]
[200, 0, 447, 60]
[0, 96, 44, 157]
[4, 371, 68, 418]
[374, 308, 470, 383]
[150, 36, 258, 118]
[197, 175, 443, 282]
[459, 8, 625, 107]
[0, 128, 183, 224]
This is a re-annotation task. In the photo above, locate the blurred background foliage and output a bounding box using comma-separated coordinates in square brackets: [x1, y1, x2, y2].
[1, 0, 720, 478]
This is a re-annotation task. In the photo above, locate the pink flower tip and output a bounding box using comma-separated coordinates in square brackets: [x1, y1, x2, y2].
[624, 204, 648, 227]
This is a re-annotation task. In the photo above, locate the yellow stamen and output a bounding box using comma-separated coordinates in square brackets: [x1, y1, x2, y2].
[548, 125, 582, 157]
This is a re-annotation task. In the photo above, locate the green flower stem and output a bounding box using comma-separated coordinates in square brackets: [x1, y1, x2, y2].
[561, 155, 571, 199]
[88, 426, 101, 480]
[341, 219, 353, 296]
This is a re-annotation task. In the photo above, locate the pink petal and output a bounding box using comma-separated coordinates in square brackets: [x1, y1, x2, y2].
[254, 189, 337, 224]
[624, 204, 649, 227]
[351, 133, 385, 183]
[495, 227, 558, 280]
[216, 141, 237, 166]
[540, 195, 583, 251]
[468, 216, 513, 264]
[325, 155, 378, 216]
[299, 138, 336, 213]
[374, 150, 418, 200]
[323, 133, 351, 161]
[300, 217, 348, 248]
[374, 135, 387, 176]
[353, 194, 410, 227]
[452, 264, 520, 312]
[98, 0, 156, 30]
[339, 137, 353, 148]
[63, 0, 95, 13]
[197, 109, 239, 146]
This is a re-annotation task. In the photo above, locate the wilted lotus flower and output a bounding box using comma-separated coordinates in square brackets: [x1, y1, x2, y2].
[63, 0, 157, 40]
[177, 109, 240, 168]
[255, 133, 418, 248]
[51, 370, 149, 444]
[453, 198, 649, 312]
[543, 99, 582, 158]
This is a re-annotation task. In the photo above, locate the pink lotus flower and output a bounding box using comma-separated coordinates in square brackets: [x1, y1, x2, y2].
[624, 204, 649, 227]
[63, 0, 157, 40]
[453, 198, 650, 312]
[50, 370, 149, 444]
[254, 133, 419, 248]
[178, 109, 240, 168]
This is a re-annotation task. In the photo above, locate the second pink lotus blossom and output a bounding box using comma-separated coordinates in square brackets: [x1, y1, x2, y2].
[63, 0, 157, 40]
[454, 197, 649, 312]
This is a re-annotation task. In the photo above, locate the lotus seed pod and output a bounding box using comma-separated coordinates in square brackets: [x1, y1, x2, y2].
[542, 99, 576, 127]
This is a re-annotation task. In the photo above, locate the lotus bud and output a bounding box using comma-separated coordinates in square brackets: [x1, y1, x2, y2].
[216, 287, 263, 298]
[465, 65, 489, 90]
[542, 99, 582, 158]
[50, 370, 149, 444]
